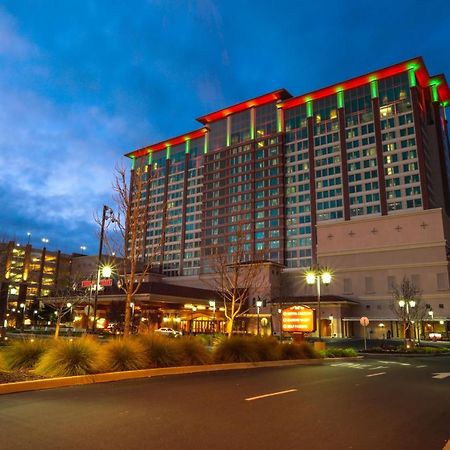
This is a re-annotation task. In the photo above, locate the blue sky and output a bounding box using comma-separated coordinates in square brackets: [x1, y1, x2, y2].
[0, 0, 449, 254]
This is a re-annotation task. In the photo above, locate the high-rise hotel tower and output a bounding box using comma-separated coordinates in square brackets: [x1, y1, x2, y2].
[126, 57, 450, 336]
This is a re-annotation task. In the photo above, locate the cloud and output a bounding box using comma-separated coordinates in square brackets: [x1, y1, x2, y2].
[0, 7, 38, 59]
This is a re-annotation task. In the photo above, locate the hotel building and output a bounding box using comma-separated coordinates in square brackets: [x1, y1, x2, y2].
[126, 57, 450, 338]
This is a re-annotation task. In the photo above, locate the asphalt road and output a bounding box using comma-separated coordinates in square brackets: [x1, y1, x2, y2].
[1, 355, 449, 450]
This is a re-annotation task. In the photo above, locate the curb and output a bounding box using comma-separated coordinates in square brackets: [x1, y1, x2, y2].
[360, 352, 450, 357]
[0, 358, 335, 396]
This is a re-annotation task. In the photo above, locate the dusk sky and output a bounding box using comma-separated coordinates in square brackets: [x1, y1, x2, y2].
[0, 0, 449, 255]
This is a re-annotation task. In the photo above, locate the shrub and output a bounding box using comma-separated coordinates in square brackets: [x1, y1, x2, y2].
[280, 342, 319, 360]
[213, 336, 259, 363]
[3, 339, 50, 370]
[138, 333, 182, 367]
[320, 347, 357, 358]
[176, 337, 211, 365]
[99, 339, 148, 372]
[34, 337, 100, 377]
[251, 337, 281, 361]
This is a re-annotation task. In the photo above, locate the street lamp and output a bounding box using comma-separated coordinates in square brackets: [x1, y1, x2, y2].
[399, 299, 416, 346]
[256, 300, 263, 336]
[130, 302, 135, 332]
[191, 306, 197, 334]
[80, 245, 87, 252]
[305, 266, 332, 342]
[19, 303, 26, 332]
[41, 237, 49, 244]
[209, 300, 216, 334]
[92, 205, 115, 332]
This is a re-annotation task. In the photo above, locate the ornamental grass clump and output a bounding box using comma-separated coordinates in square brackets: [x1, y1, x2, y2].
[176, 337, 211, 366]
[251, 337, 281, 361]
[99, 338, 148, 372]
[3, 339, 51, 371]
[34, 337, 100, 377]
[213, 336, 259, 363]
[280, 342, 308, 360]
[138, 333, 182, 367]
[320, 347, 357, 358]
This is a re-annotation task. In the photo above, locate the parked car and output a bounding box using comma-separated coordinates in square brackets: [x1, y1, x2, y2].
[428, 332, 442, 341]
[154, 327, 182, 338]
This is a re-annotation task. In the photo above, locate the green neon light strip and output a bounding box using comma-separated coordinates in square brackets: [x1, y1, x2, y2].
[148, 150, 152, 165]
[306, 100, 313, 118]
[250, 108, 255, 140]
[226, 117, 231, 146]
[370, 80, 378, 99]
[204, 135, 208, 154]
[431, 84, 439, 102]
[337, 90, 344, 109]
[131, 156, 135, 170]
[277, 109, 283, 132]
[185, 139, 190, 154]
[166, 146, 171, 160]
[408, 69, 416, 88]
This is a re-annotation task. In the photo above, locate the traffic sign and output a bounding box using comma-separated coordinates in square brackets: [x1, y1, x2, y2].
[360, 316, 369, 327]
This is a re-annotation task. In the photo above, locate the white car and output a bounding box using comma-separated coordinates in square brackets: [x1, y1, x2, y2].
[154, 327, 182, 337]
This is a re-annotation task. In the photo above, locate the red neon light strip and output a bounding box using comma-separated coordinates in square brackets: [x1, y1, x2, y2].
[280, 57, 449, 110]
[196, 89, 291, 124]
[126, 128, 207, 159]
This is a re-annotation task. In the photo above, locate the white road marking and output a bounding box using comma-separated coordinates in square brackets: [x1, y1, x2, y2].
[368, 366, 388, 370]
[366, 372, 386, 377]
[432, 373, 450, 380]
[329, 363, 370, 369]
[245, 389, 298, 401]
[377, 360, 410, 366]
[416, 365, 427, 368]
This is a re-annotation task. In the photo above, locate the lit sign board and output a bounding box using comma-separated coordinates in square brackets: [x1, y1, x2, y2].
[282, 305, 315, 333]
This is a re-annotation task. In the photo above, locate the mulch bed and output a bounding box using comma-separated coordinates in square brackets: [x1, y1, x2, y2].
[0, 370, 44, 384]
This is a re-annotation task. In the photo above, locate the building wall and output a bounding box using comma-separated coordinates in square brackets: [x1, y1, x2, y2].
[316, 208, 450, 321]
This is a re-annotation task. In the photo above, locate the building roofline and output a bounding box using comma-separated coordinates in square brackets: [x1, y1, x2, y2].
[125, 127, 208, 159]
[196, 88, 292, 124]
[279, 57, 450, 110]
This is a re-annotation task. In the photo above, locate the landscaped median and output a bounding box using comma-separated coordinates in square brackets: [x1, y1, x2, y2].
[0, 335, 360, 395]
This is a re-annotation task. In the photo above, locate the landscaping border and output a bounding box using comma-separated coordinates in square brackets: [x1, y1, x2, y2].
[0, 356, 362, 396]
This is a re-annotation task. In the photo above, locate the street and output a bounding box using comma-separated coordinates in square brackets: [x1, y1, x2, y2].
[0, 355, 449, 450]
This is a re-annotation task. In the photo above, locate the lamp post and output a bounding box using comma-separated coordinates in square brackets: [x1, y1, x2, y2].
[398, 299, 415, 347]
[278, 308, 283, 341]
[305, 267, 332, 342]
[92, 205, 114, 332]
[19, 303, 26, 332]
[256, 300, 263, 336]
[130, 302, 135, 333]
[191, 306, 197, 334]
[209, 300, 216, 334]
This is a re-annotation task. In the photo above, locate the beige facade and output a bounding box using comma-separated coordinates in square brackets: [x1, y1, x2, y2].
[315, 208, 450, 337]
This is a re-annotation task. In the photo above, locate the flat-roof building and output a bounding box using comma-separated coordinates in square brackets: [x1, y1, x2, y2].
[126, 57, 450, 338]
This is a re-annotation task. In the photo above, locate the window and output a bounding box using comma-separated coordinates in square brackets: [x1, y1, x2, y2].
[437, 273, 448, 290]
[365, 277, 374, 293]
[387, 276, 396, 291]
[411, 274, 420, 289]
[343, 278, 352, 294]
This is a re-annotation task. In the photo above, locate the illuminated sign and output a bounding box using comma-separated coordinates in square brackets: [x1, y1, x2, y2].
[282, 305, 315, 333]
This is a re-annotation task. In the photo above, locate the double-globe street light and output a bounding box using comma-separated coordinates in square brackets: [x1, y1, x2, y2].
[305, 267, 332, 342]
[398, 299, 415, 346]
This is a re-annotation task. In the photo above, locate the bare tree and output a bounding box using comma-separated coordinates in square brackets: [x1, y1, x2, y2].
[43, 279, 86, 339]
[204, 222, 265, 337]
[105, 161, 157, 337]
[390, 276, 426, 345]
